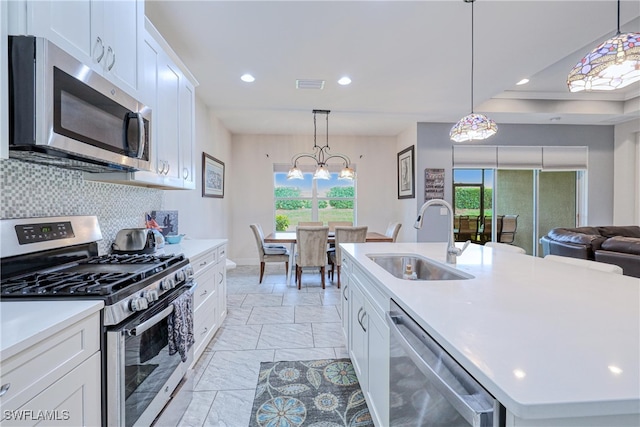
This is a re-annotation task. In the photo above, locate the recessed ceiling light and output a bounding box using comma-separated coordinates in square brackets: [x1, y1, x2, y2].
[516, 78, 530, 85]
[338, 76, 352, 86]
[241, 74, 255, 83]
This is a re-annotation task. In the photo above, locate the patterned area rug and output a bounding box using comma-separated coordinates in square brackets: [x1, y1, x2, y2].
[249, 359, 374, 427]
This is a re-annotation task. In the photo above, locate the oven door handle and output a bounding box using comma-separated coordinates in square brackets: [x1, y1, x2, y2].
[125, 305, 174, 337]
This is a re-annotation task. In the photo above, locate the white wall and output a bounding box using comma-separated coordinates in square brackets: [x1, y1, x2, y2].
[613, 118, 640, 225]
[228, 134, 398, 264]
[163, 96, 232, 239]
[396, 126, 418, 242]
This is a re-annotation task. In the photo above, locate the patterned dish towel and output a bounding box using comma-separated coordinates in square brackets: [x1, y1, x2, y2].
[168, 290, 195, 362]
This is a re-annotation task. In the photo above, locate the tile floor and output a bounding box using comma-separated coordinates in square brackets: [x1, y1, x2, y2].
[154, 264, 348, 427]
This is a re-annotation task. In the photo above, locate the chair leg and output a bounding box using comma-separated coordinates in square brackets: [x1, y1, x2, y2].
[285, 261, 289, 278]
[297, 266, 302, 290]
[337, 265, 341, 289]
[320, 266, 325, 289]
[259, 262, 265, 284]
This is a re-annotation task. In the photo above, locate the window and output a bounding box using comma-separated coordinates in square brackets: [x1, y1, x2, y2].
[452, 169, 494, 243]
[274, 165, 355, 231]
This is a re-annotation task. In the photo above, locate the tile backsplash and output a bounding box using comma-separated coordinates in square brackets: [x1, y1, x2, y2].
[1, 159, 164, 254]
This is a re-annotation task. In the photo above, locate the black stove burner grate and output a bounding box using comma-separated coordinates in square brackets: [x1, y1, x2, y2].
[1, 253, 187, 299]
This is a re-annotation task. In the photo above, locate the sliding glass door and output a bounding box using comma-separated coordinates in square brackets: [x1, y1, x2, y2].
[537, 171, 577, 255]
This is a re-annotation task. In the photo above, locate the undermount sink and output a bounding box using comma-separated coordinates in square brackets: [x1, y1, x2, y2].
[366, 254, 474, 281]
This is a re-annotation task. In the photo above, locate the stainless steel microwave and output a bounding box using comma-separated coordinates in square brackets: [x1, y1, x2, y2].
[8, 36, 151, 173]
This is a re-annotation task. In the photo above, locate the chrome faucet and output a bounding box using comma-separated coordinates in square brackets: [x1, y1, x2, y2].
[414, 199, 470, 264]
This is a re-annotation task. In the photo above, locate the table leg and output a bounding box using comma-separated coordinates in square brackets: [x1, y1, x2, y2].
[287, 242, 295, 286]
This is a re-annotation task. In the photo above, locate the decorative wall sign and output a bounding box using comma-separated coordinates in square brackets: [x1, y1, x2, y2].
[397, 145, 415, 199]
[150, 210, 179, 236]
[424, 168, 445, 201]
[202, 153, 225, 198]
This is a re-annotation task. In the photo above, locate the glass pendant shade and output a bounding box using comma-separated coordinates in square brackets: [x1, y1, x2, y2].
[450, 113, 498, 143]
[567, 32, 640, 92]
[313, 164, 331, 180]
[339, 167, 356, 180]
[287, 166, 304, 180]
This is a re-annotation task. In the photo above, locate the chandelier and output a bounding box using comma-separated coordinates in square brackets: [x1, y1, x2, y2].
[449, 0, 498, 143]
[287, 110, 355, 180]
[567, 0, 640, 92]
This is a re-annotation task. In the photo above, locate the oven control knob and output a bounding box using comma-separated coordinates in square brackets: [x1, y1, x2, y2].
[143, 289, 159, 303]
[175, 270, 186, 282]
[185, 266, 194, 277]
[159, 278, 176, 291]
[129, 297, 148, 312]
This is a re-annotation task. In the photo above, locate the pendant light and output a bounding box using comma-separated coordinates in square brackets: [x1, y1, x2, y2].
[450, 0, 498, 143]
[567, 0, 640, 92]
[287, 110, 355, 180]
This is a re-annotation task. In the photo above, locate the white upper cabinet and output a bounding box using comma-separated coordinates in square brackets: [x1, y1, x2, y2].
[9, 0, 142, 96]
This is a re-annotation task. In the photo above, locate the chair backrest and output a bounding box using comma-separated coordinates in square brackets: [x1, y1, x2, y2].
[544, 254, 623, 274]
[250, 224, 265, 260]
[296, 226, 329, 267]
[298, 221, 323, 226]
[334, 226, 368, 266]
[499, 215, 518, 243]
[485, 241, 526, 254]
[385, 222, 402, 242]
[328, 221, 353, 232]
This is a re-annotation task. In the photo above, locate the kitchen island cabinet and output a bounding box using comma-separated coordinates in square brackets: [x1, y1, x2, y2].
[160, 239, 227, 365]
[341, 242, 640, 427]
[0, 300, 103, 426]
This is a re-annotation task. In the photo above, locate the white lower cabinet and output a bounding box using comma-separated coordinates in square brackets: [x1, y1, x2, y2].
[191, 243, 227, 365]
[343, 260, 389, 427]
[0, 311, 101, 426]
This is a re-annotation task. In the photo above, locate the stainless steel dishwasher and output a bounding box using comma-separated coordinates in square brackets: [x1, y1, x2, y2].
[386, 299, 504, 427]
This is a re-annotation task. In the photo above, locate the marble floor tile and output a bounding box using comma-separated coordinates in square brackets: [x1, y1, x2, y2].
[247, 306, 295, 324]
[226, 294, 246, 307]
[294, 305, 341, 324]
[223, 306, 253, 325]
[272, 283, 305, 293]
[312, 322, 346, 348]
[176, 390, 217, 427]
[274, 347, 337, 362]
[242, 293, 284, 307]
[205, 389, 255, 427]
[208, 324, 262, 351]
[257, 323, 314, 349]
[228, 283, 275, 295]
[321, 290, 342, 306]
[282, 292, 323, 306]
[195, 349, 275, 391]
[334, 346, 350, 359]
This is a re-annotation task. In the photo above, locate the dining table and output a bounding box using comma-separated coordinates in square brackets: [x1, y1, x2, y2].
[264, 231, 394, 286]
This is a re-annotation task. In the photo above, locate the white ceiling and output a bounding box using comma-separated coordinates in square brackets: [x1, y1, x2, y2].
[145, 0, 640, 136]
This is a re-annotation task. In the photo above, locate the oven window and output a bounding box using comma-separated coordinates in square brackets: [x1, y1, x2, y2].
[123, 317, 181, 427]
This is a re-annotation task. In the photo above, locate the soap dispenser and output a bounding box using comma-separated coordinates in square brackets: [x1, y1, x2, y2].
[403, 263, 417, 280]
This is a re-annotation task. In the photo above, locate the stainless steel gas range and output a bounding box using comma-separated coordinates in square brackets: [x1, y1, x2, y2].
[0, 216, 195, 427]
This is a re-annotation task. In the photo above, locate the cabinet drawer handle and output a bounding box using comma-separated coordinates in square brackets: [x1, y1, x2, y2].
[200, 327, 208, 336]
[158, 160, 165, 174]
[343, 285, 348, 300]
[94, 37, 104, 63]
[183, 167, 189, 179]
[199, 261, 208, 267]
[218, 272, 224, 284]
[107, 46, 116, 71]
[200, 289, 208, 297]
[0, 383, 10, 397]
[164, 162, 171, 175]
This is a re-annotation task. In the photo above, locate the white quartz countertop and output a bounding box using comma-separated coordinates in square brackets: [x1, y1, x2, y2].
[158, 238, 227, 259]
[343, 242, 640, 420]
[0, 300, 103, 360]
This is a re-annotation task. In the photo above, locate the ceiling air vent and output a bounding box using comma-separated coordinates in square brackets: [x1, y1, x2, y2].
[296, 79, 325, 90]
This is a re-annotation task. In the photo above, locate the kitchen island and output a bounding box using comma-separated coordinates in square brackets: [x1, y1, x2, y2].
[341, 242, 640, 426]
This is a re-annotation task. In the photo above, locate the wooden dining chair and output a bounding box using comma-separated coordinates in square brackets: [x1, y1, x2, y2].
[499, 215, 518, 244]
[328, 226, 368, 288]
[250, 224, 289, 284]
[295, 226, 330, 289]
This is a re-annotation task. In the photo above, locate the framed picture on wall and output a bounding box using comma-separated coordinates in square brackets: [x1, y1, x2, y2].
[397, 145, 415, 199]
[202, 153, 225, 198]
